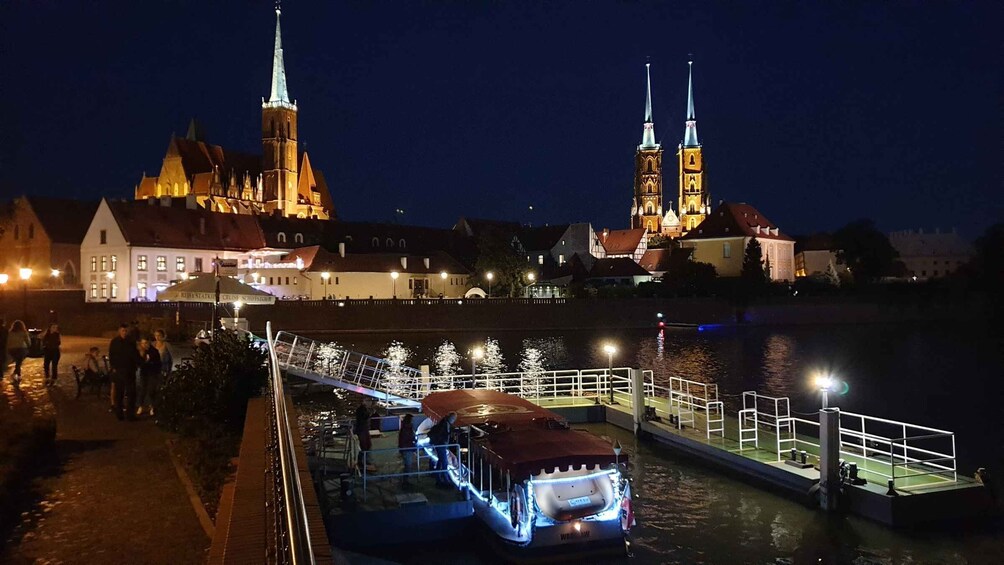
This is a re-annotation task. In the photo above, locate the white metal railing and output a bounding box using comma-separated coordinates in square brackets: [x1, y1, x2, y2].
[360, 442, 462, 500]
[838, 411, 957, 486]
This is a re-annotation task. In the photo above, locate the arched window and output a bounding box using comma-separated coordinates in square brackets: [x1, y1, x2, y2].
[646, 220, 655, 232]
[645, 202, 654, 214]
[294, 233, 303, 243]
[689, 203, 696, 214]
[399, 239, 406, 249]
[689, 155, 696, 166]
[386, 238, 395, 248]
[689, 178, 696, 190]
[372, 237, 380, 247]
[646, 160, 653, 173]
[277, 232, 287, 243]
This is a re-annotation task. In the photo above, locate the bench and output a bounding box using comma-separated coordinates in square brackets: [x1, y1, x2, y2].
[72, 365, 110, 399]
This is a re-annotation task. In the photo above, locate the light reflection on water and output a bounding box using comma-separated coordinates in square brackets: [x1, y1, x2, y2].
[297, 325, 1004, 564]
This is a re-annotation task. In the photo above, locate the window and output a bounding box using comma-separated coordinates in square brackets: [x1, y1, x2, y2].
[399, 239, 406, 249]
[110, 283, 118, 299]
[156, 256, 167, 271]
[100, 283, 107, 298]
[285, 277, 290, 285]
[372, 237, 380, 247]
[137, 282, 147, 300]
[100, 256, 108, 271]
[90, 283, 97, 298]
[28, 224, 34, 239]
[559, 254, 565, 265]
[137, 255, 148, 271]
[99, 229, 107, 244]
[335, 277, 339, 285]
[538, 255, 544, 265]
[194, 258, 203, 272]
[386, 238, 394, 247]
[723, 242, 731, 258]
[294, 233, 303, 243]
[176, 257, 186, 272]
[293, 277, 298, 285]
[110, 255, 117, 271]
[933, 270, 939, 276]
[921, 270, 927, 276]
[690, 155, 696, 165]
[90, 256, 97, 272]
[269, 277, 274, 285]
[277, 232, 287, 243]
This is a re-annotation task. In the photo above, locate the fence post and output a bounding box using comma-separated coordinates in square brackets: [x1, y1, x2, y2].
[819, 408, 841, 511]
[631, 368, 644, 435]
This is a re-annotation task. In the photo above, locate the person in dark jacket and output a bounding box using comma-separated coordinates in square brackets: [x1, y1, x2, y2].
[354, 398, 375, 470]
[429, 412, 457, 486]
[399, 413, 417, 487]
[136, 338, 161, 417]
[42, 323, 62, 386]
[108, 324, 141, 421]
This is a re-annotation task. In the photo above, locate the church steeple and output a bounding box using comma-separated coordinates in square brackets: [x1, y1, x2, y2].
[267, 4, 292, 107]
[682, 60, 699, 148]
[640, 63, 659, 150]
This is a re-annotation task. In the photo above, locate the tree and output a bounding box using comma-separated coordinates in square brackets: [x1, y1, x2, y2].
[433, 340, 462, 390]
[741, 237, 767, 286]
[833, 219, 899, 283]
[968, 222, 1004, 291]
[382, 341, 414, 399]
[518, 346, 547, 398]
[474, 227, 526, 297]
[312, 341, 344, 377]
[479, 338, 506, 390]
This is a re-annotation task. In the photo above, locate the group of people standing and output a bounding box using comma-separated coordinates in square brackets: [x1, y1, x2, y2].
[2, 319, 63, 389]
[107, 324, 173, 421]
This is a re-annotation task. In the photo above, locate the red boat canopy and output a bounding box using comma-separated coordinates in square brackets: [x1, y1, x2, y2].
[422, 390, 564, 428]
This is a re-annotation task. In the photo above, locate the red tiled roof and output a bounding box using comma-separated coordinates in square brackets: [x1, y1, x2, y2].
[518, 225, 569, 251]
[600, 228, 646, 255]
[285, 245, 470, 275]
[639, 248, 673, 272]
[106, 199, 265, 251]
[589, 257, 651, 278]
[167, 137, 262, 179]
[682, 202, 793, 242]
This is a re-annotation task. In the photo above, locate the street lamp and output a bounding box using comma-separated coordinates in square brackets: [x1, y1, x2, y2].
[526, 272, 536, 298]
[51, 269, 60, 278]
[232, 300, 243, 327]
[440, 271, 448, 298]
[603, 343, 618, 404]
[320, 271, 330, 299]
[390, 270, 400, 299]
[472, 346, 484, 386]
[19, 267, 32, 322]
[486, 271, 494, 297]
[814, 373, 835, 409]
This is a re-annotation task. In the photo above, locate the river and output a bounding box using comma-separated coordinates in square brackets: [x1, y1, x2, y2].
[295, 323, 1004, 564]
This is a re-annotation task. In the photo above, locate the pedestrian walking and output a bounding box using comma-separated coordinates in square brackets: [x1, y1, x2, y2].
[0, 317, 8, 375]
[6, 320, 30, 388]
[108, 324, 141, 421]
[137, 338, 161, 416]
[429, 411, 457, 487]
[42, 323, 62, 386]
[399, 413, 417, 487]
[153, 329, 173, 376]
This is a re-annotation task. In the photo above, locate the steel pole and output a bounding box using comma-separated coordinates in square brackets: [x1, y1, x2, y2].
[608, 354, 614, 404]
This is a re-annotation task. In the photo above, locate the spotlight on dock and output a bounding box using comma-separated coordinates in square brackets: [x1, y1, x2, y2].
[814, 373, 836, 409]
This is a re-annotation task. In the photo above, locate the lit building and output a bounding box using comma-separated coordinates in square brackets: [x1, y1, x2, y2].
[794, 233, 845, 278]
[889, 228, 972, 280]
[677, 61, 709, 235]
[0, 196, 98, 288]
[679, 202, 795, 281]
[599, 228, 648, 262]
[133, 6, 334, 219]
[630, 63, 667, 234]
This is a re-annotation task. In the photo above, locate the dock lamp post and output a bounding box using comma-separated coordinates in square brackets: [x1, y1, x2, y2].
[440, 271, 448, 298]
[390, 270, 400, 299]
[526, 272, 536, 297]
[603, 343, 618, 404]
[19, 268, 32, 321]
[485, 271, 494, 298]
[320, 271, 330, 299]
[472, 346, 484, 387]
[815, 374, 835, 409]
[232, 300, 243, 327]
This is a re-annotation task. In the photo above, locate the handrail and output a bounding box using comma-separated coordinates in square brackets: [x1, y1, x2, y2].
[266, 322, 317, 564]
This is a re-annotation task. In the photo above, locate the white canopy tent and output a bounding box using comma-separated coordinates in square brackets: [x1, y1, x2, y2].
[156, 275, 276, 304]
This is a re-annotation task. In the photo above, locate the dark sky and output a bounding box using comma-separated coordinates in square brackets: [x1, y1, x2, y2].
[1, 1, 1001, 238]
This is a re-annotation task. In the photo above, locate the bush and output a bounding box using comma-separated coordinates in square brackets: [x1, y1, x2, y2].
[158, 329, 268, 437]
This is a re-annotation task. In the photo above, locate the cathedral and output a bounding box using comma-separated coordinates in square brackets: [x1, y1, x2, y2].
[630, 61, 708, 237]
[134, 6, 335, 220]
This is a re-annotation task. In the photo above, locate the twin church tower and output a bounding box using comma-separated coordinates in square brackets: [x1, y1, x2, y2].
[630, 61, 708, 238]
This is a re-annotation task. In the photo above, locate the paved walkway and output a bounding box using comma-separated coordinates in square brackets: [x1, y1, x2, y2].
[2, 336, 210, 564]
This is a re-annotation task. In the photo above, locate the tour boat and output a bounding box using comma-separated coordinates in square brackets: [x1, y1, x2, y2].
[417, 390, 634, 552]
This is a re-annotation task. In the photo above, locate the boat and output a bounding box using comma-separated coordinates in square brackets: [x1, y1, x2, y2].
[417, 389, 634, 552]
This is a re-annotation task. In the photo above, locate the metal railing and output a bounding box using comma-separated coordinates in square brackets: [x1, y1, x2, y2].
[265, 322, 317, 564]
[360, 442, 462, 500]
[838, 411, 957, 486]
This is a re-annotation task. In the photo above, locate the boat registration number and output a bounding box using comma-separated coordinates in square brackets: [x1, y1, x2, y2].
[567, 496, 592, 507]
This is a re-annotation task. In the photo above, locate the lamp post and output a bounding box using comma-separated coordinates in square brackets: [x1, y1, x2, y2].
[233, 300, 243, 328]
[815, 374, 834, 409]
[19, 267, 32, 322]
[526, 272, 536, 298]
[390, 270, 400, 299]
[603, 343, 617, 404]
[472, 346, 484, 387]
[440, 271, 448, 298]
[320, 271, 330, 299]
[486, 271, 494, 298]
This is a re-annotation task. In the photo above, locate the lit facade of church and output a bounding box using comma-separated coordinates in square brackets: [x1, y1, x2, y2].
[134, 7, 334, 220]
[630, 61, 708, 237]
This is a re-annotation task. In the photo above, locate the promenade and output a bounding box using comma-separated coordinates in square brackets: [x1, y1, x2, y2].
[1, 336, 210, 565]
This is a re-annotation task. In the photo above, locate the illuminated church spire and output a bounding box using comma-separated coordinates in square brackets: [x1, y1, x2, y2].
[268, 3, 291, 106]
[682, 59, 699, 148]
[640, 63, 659, 150]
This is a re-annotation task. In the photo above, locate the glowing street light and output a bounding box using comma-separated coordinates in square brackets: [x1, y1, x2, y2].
[390, 270, 400, 299]
[815, 373, 835, 409]
[20, 268, 32, 281]
[0, 274, 8, 285]
[51, 269, 60, 278]
[603, 343, 618, 404]
[179, 272, 189, 281]
[440, 271, 448, 298]
[320, 271, 330, 299]
[232, 300, 243, 326]
[486, 271, 494, 297]
[472, 346, 484, 385]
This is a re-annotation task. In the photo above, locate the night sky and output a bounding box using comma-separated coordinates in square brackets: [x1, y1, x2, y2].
[1, 1, 1000, 239]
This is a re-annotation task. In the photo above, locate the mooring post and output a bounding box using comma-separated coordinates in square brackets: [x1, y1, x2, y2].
[631, 369, 645, 435]
[819, 407, 841, 511]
